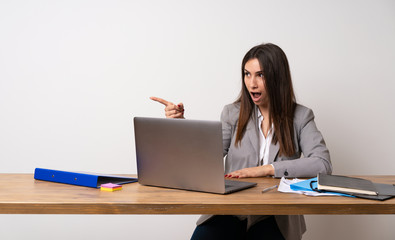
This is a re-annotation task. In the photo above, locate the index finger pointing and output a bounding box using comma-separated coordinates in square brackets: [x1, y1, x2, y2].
[150, 96, 172, 106]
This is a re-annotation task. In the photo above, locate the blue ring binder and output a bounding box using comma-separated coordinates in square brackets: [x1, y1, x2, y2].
[34, 168, 137, 188]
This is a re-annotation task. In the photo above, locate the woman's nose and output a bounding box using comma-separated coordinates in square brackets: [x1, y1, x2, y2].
[249, 77, 258, 88]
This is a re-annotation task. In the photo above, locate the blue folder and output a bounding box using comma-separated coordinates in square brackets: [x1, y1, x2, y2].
[34, 168, 138, 188]
[290, 177, 353, 197]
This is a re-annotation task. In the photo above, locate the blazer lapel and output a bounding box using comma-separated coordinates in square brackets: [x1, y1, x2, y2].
[246, 108, 260, 159]
[246, 122, 259, 156]
[268, 141, 279, 164]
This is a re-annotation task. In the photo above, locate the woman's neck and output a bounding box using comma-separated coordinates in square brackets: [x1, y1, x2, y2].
[258, 105, 271, 137]
[258, 105, 269, 120]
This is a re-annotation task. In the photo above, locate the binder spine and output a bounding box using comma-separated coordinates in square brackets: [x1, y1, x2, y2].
[34, 168, 99, 188]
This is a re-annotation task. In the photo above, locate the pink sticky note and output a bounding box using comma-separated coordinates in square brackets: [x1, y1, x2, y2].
[101, 183, 121, 188]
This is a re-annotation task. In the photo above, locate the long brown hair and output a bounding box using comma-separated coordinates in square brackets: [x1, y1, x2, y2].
[235, 43, 296, 157]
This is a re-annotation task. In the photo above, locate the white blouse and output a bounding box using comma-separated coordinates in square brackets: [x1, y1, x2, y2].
[257, 110, 273, 166]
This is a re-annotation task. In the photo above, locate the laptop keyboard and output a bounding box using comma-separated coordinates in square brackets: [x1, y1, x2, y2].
[225, 179, 247, 187]
[223, 179, 257, 194]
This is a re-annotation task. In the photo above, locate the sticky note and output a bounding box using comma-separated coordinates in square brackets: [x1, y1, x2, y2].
[100, 183, 122, 191]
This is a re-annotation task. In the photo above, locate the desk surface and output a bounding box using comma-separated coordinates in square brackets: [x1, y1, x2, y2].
[1, 174, 394, 215]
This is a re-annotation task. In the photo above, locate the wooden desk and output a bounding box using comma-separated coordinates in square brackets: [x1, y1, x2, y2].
[1, 174, 394, 215]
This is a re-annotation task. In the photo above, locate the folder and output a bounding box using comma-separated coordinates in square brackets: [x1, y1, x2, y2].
[290, 177, 353, 197]
[290, 176, 395, 200]
[317, 173, 395, 201]
[34, 168, 138, 188]
[317, 174, 377, 195]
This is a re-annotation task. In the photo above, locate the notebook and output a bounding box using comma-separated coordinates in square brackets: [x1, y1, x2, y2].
[133, 117, 257, 194]
[317, 173, 395, 200]
[317, 173, 378, 195]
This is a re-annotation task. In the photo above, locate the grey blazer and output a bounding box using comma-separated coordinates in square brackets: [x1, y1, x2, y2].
[197, 102, 332, 240]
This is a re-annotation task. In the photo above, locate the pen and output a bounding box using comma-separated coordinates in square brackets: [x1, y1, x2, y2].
[261, 185, 278, 193]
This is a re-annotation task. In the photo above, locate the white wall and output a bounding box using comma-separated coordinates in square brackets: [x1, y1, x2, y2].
[1, 0, 394, 239]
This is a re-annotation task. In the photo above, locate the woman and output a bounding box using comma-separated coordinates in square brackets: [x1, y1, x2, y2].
[151, 43, 332, 240]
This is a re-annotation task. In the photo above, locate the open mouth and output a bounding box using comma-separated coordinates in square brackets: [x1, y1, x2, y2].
[250, 92, 262, 101]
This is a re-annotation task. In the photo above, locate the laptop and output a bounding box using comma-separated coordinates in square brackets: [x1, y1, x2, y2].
[133, 117, 257, 194]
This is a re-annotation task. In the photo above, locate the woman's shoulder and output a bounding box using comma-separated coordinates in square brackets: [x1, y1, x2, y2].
[223, 102, 241, 112]
[294, 103, 315, 125]
[221, 102, 240, 124]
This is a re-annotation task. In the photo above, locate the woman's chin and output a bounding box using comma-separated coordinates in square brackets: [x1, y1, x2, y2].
[252, 98, 262, 105]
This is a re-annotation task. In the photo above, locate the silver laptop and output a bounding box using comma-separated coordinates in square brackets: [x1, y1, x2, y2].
[133, 117, 257, 194]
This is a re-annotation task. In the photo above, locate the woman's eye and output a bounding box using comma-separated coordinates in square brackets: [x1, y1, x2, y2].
[258, 73, 264, 78]
[244, 72, 250, 77]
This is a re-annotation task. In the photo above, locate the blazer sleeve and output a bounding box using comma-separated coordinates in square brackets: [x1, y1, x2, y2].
[272, 106, 333, 178]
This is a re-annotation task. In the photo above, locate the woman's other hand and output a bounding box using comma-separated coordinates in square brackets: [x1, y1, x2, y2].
[225, 165, 274, 178]
[150, 96, 185, 119]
